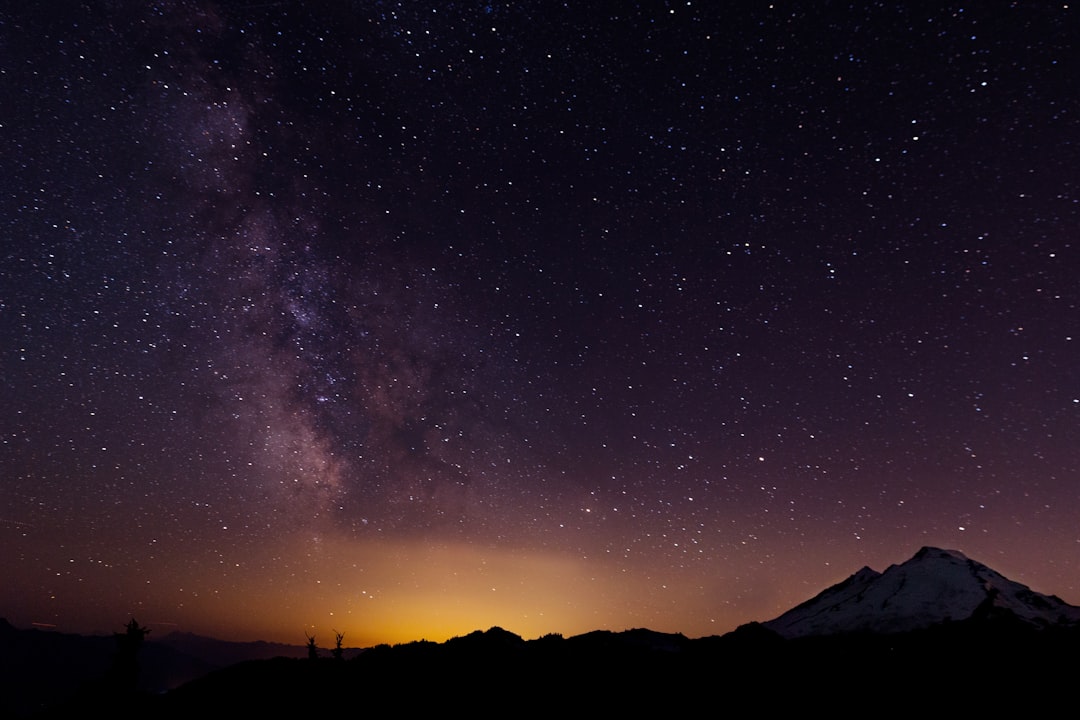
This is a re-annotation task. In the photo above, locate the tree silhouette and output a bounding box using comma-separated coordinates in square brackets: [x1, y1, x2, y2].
[305, 631, 319, 660]
[332, 630, 345, 661]
[111, 618, 151, 693]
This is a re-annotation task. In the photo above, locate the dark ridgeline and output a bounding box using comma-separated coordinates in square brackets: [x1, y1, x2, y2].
[9, 622, 1076, 717]
[1, 618, 162, 719]
[10, 548, 1080, 717]
[12, 622, 1080, 717]
[120, 621, 1080, 716]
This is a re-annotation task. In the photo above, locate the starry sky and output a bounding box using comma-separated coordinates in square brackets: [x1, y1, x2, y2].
[2, 1, 1078, 646]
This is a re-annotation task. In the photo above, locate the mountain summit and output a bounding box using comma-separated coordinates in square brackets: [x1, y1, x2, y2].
[763, 546, 1080, 638]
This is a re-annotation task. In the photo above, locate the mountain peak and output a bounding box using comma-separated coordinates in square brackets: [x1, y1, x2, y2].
[763, 547, 1080, 638]
[850, 565, 881, 581]
[912, 546, 968, 561]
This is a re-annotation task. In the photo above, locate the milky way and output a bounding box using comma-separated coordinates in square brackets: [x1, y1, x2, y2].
[2, 2, 1078, 644]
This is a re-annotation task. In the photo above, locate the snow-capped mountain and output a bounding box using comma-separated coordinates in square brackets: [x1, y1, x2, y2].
[763, 546, 1080, 638]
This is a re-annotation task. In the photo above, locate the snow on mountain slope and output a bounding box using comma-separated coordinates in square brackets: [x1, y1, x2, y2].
[763, 546, 1080, 638]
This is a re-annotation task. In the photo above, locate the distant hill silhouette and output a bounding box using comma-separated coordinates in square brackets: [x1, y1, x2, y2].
[21, 621, 1078, 717]
[0, 621, 351, 718]
[9, 548, 1080, 716]
[154, 630, 363, 666]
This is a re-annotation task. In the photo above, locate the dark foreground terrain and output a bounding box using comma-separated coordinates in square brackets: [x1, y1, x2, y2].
[20, 618, 1080, 717]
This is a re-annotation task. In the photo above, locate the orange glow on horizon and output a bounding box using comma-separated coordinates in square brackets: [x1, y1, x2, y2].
[96, 533, 754, 647]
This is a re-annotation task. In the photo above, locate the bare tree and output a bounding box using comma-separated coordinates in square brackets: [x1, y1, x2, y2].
[305, 631, 319, 660]
[332, 630, 345, 661]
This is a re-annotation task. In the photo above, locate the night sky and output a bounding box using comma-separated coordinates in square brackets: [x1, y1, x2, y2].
[3, 2, 1078, 646]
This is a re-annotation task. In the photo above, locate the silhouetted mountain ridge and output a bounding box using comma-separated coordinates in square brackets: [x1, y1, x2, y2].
[0, 623, 356, 718]
[155, 629, 363, 666]
[10, 547, 1080, 717]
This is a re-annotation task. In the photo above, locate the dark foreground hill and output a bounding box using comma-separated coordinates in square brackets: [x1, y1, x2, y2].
[0, 620, 353, 718]
[26, 621, 1080, 717]
[12, 548, 1080, 716]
